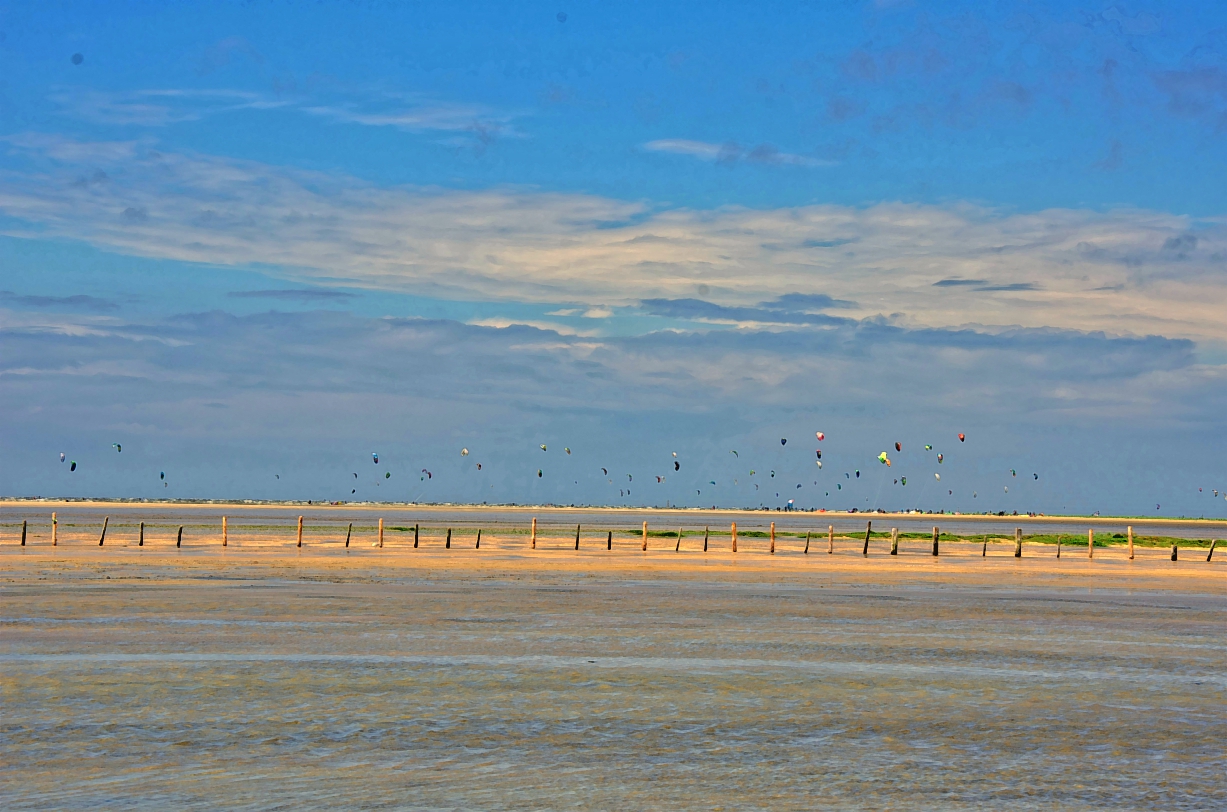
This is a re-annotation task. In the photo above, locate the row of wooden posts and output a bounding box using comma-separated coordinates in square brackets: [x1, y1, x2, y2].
[12, 514, 1220, 561]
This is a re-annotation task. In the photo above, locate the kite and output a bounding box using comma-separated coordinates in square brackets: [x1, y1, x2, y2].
[372, 453, 379, 464]
[935, 473, 941, 481]
[160, 472, 165, 480]
[540, 445, 547, 451]
[924, 445, 932, 450]
[601, 468, 608, 475]
[816, 461, 822, 468]
[674, 461, 680, 471]
[781, 438, 787, 446]
[895, 442, 901, 452]
[731, 450, 738, 457]
[461, 448, 469, 456]
[113, 443, 122, 452]
[937, 454, 943, 463]
[385, 472, 391, 479]
[70, 461, 77, 471]
[60, 453, 65, 462]
[816, 432, 825, 441]
[878, 452, 889, 464]
[538, 469, 543, 477]
[565, 448, 571, 455]
[958, 433, 965, 442]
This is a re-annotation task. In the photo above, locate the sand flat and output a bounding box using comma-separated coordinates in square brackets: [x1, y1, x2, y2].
[2, 512, 1224, 809]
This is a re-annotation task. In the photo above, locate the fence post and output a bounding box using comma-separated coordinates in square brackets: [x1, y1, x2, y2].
[223, 516, 228, 547]
[1170, 544, 1177, 561]
[890, 528, 899, 556]
[21, 520, 26, 546]
[931, 526, 939, 557]
[1056, 535, 1061, 558]
[98, 516, 109, 546]
[297, 516, 303, 548]
[731, 522, 737, 553]
[576, 524, 582, 551]
[704, 526, 709, 552]
[52, 513, 57, 546]
[177, 526, 183, 548]
[379, 518, 384, 549]
[476, 529, 482, 549]
[1014, 528, 1022, 558]
[642, 521, 648, 552]
[414, 523, 419, 548]
[862, 521, 872, 556]
[982, 534, 988, 557]
[1087, 528, 1093, 559]
[446, 528, 451, 549]
[804, 530, 811, 554]
[531, 518, 537, 550]
[1207, 540, 1217, 562]
[607, 530, 612, 550]
[770, 522, 776, 555]
[828, 525, 833, 554]
[675, 526, 682, 552]
[345, 523, 352, 548]
[139, 521, 144, 547]
[1128, 526, 1134, 560]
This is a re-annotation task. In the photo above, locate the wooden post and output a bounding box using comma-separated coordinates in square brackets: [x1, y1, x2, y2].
[862, 520, 872, 556]
[139, 521, 144, 547]
[1014, 528, 1022, 558]
[176, 526, 183, 548]
[1128, 526, 1134, 560]
[804, 530, 811, 554]
[21, 520, 27, 546]
[576, 524, 582, 551]
[827, 525, 833, 554]
[297, 515, 303, 548]
[345, 523, 352, 548]
[731, 522, 737, 553]
[98, 516, 109, 546]
[378, 518, 384, 549]
[531, 518, 537, 549]
[1207, 540, 1217, 562]
[931, 526, 939, 557]
[1056, 535, 1061, 558]
[222, 516, 228, 547]
[982, 535, 987, 557]
[890, 528, 899, 556]
[607, 530, 612, 550]
[476, 529, 481, 549]
[642, 521, 648, 552]
[704, 526, 709, 552]
[1170, 544, 1177, 561]
[1087, 528, 1093, 559]
[52, 513, 57, 546]
[770, 522, 776, 555]
[414, 523, 419, 548]
[446, 528, 451, 549]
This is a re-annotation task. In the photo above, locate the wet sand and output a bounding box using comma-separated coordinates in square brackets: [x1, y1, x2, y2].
[2, 514, 1224, 809]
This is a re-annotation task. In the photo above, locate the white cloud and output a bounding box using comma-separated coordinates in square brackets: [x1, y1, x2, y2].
[644, 139, 834, 167]
[1, 136, 1226, 344]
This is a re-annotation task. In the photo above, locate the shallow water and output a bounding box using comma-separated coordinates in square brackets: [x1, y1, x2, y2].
[1, 540, 1223, 809]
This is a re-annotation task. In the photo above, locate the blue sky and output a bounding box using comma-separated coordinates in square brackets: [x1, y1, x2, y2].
[2, 1, 1225, 515]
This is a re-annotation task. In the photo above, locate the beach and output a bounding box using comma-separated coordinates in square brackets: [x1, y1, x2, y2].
[2, 504, 1224, 809]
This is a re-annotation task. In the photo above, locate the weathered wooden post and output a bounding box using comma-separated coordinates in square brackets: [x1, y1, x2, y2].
[52, 513, 57, 546]
[1056, 535, 1062, 558]
[1014, 527, 1022, 558]
[446, 528, 452, 549]
[642, 521, 648, 552]
[675, 526, 682, 552]
[223, 516, 228, 547]
[1128, 526, 1134, 560]
[21, 520, 27, 546]
[1170, 544, 1177, 561]
[476, 529, 482, 549]
[1207, 540, 1217, 562]
[606, 530, 612, 550]
[804, 530, 811, 554]
[770, 522, 776, 555]
[531, 518, 537, 550]
[828, 525, 834, 554]
[703, 526, 709, 552]
[1087, 528, 1093, 559]
[414, 523, 419, 548]
[931, 526, 939, 557]
[378, 518, 384, 549]
[862, 520, 872, 556]
[177, 526, 183, 548]
[297, 515, 303, 548]
[345, 523, 352, 548]
[731, 522, 738, 553]
[139, 521, 144, 547]
[576, 524, 582, 551]
[890, 528, 899, 556]
[982, 534, 988, 557]
[98, 516, 109, 546]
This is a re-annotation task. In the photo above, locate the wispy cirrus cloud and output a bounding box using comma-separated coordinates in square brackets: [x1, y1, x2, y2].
[1, 136, 1226, 345]
[644, 139, 834, 167]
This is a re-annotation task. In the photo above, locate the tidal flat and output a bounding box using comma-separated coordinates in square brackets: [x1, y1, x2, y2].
[2, 517, 1224, 810]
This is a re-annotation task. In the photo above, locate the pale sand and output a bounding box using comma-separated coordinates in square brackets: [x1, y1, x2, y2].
[2, 513, 1223, 809]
